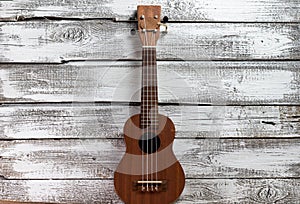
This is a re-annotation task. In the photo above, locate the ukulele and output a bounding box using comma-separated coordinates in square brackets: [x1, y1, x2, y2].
[114, 5, 185, 204]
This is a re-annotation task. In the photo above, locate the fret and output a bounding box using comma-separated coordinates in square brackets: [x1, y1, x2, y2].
[140, 126, 159, 129]
[140, 118, 158, 120]
[141, 105, 157, 106]
[141, 89, 157, 91]
[140, 124, 159, 126]
[141, 101, 158, 103]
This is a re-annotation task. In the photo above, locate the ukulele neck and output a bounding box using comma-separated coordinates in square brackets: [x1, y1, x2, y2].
[141, 46, 158, 129]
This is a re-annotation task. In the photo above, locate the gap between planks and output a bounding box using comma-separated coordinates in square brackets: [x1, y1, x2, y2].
[1, 0, 300, 22]
[2, 16, 300, 24]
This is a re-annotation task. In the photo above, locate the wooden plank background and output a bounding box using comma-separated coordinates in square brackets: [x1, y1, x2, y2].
[0, 0, 299, 203]
[0, 21, 300, 62]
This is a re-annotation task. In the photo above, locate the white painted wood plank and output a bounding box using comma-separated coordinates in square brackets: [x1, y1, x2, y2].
[0, 105, 299, 139]
[0, 179, 300, 203]
[1, 139, 300, 179]
[0, 0, 299, 22]
[0, 21, 299, 62]
[0, 61, 299, 104]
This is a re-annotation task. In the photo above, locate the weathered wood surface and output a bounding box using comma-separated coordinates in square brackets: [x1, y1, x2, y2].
[1, 138, 300, 179]
[1, 1, 300, 204]
[1, 0, 300, 22]
[0, 21, 300, 62]
[0, 104, 299, 139]
[1, 61, 299, 104]
[1, 179, 300, 204]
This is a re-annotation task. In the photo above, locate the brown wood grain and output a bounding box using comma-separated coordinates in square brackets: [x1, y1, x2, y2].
[0, 105, 299, 139]
[0, 21, 299, 62]
[0, 61, 299, 104]
[0, 0, 299, 22]
[1, 138, 300, 179]
[114, 114, 185, 203]
[0, 179, 299, 203]
[137, 5, 161, 47]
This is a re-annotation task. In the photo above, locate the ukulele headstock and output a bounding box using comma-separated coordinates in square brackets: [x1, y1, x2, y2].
[137, 5, 161, 46]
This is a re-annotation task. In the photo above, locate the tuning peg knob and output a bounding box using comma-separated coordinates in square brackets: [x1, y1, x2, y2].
[163, 16, 169, 23]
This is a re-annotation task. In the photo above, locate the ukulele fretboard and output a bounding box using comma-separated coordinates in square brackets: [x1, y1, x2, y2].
[141, 47, 158, 129]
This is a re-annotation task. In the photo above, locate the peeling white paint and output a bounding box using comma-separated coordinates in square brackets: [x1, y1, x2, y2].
[215, 146, 300, 175]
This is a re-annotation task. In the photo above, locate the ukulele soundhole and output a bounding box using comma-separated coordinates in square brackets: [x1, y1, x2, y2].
[138, 132, 161, 154]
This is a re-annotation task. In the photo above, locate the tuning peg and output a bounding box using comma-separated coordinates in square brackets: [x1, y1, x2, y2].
[158, 16, 168, 33]
[162, 16, 169, 23]
[158, 22, 168, 33]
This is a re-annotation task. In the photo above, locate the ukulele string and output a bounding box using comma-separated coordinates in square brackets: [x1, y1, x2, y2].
[153, 31, 158, 187]
[152, 31, 157, 187]
[149, 33, 152, 185]
[143, 17, 149, 188]
[151, 31, 154, 186]
[141, 39, 144, 185]
[149, 31, 156, 188]
[147, 32, 149, 187]
[151, 31, 157, 187]
[154, 32, 158, 187]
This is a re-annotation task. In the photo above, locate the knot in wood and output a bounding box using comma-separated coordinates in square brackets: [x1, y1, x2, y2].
[52, 26, 88, 43]
[255, 185, 287, 203]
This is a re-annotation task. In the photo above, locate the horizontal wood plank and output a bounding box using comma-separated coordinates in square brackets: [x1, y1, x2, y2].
[1, 0, 300, 22]
[0, 179, 300, 204]
[1, 139, 300, 179]
[0, 21, 299, 62]
[0, 61, 299, 104]
[0, 104, 299, 139]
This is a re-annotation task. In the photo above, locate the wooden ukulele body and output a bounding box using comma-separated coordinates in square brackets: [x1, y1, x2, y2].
[114, 114, 185, 204]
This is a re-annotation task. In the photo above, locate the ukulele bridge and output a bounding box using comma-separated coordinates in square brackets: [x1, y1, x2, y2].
[133, 180, 167, 192]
